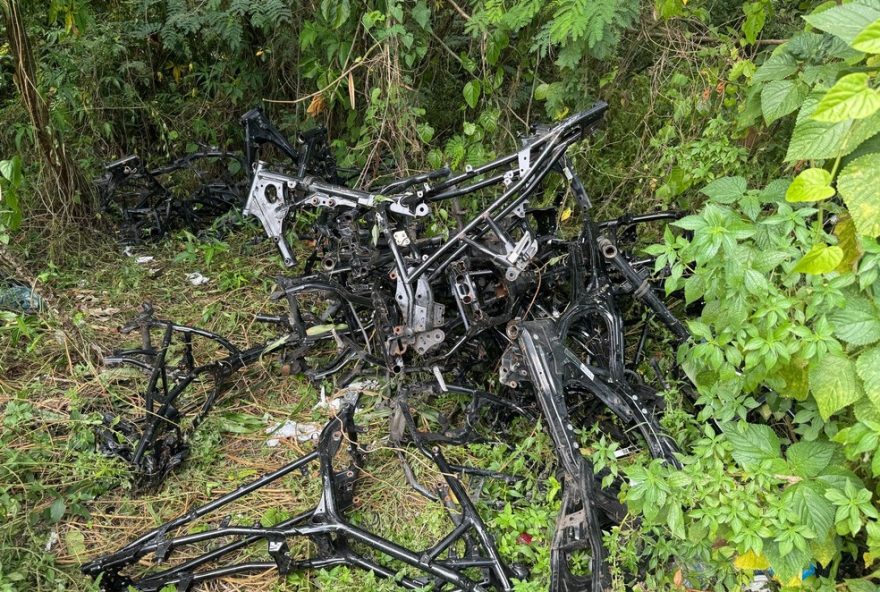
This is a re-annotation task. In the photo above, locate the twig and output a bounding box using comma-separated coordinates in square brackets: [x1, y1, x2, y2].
[445, 0, 471, 21]
[263, 42, 380, 105]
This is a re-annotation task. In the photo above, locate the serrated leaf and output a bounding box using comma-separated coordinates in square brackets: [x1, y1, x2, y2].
[65, 529, 86, 560]
[830, 296, 880, 345]
[846, 580, 878, 592]
[723, 422, 781, 471]
[762, 80, 805, 124]
[837, 152, 880, 237]
[785, 167, 835, 202]
[809, 352, 863, 420]
[700, 176, 747, 204]
[764, 540, 809, 584]
[853, 18, 880, 53]
[50, 497, 66, 523]
[753, 51, 798, 83]
[779, 358, 810, 400]
[734, 549, 771, 570]
[834, 214, 864, 272]
[786, 93, 880, 161]
[856, 347, 880, 410]
[809, 534, 837, 568]
[787, 440, 836, 477]
[812, 73, 880, 123]
[743, 268, 768, 295]
[804, 1, 880, 45]
[667, 503, 686, 539]
[789, 481, 836, 538]
[463, 80, 481, 109]
[793, 244, 844, 274]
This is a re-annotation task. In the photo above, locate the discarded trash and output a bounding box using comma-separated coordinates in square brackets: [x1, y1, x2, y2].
[185, 272, 209, 286]
[85, 102, 692, 591]
[265, 420, 322, 446]
[135, 256, 154, 264]
[0, 283, 45, 313]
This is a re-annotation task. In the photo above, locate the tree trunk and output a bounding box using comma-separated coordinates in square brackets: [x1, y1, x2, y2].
[1, 0, 85, 216]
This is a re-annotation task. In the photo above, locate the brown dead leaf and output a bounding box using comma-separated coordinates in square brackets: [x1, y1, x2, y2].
[307, 94, 326, 118]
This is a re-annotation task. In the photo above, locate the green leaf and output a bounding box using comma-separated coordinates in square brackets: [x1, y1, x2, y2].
[834, 214, 864, 272]
[50, 497, 66, 523]
[463, 80, 481, 109]
[723, 422, 781, 471]
[700, 176, 747, 204]
[853, 18, 880, 53]
[793, 244, 844, 274]
[785, 168, 835, 202]
[0, 157, 22, 186]
[813, 73, 880, 123]
[743, 268, 769, 295]
[787, 440, 836, 477]
[411, 0, 431, 29]
[830, 296, 880, 345]
[753, 50, 798, 83]
[667, 502, 686, 539]
[786, 93, 880, 161]
[804, 1, 880, 45]
[64, 528, 86, 560]
[762, 80, 805, 124]
[809, 352, 863, 420]
[788, 481, 836, 538]
[846, 579, 879, 592]
[837, 152, 880, 237]
[856, 347, 880, 410]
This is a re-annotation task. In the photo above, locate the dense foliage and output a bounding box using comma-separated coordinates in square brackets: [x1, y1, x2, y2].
[4, 0, 880, 591]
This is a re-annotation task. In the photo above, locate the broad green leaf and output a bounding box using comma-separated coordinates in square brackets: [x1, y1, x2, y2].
[65, 529, 86, 560]
[829, 295, 880, 345]
[787, 440, 836, 477]
[764, 540, 810, 584]
[779, 358, 810, 400]
[723, 422, 781, 471]
[0, 157, 22, 185]
[788, 481, 836, 538]
[809, 534, 837, 568]
[785, 167, 835, 202]
[812, 73, 880, 123]
[463, 80, 481, 109]
[856, 346, 880, 410]
[700, 176, 747, 204]
[762, 80, 804, 124]
[753, 51, 798, 83]
[837, 153, 880, 237]
[667, 503, 686, 539]
[846, 579, 879, 592]
[743, 268, 768, 294]
[786, 93, 880, 161]
[834, 214, 864, 272]
[793, 244, 844, 274]
[853, 18, 880, 53]
[809, 351, 863, 420]
[411, 0, 431, 29]
[804, 1, 880, 45]
[50, 497, 66, 522]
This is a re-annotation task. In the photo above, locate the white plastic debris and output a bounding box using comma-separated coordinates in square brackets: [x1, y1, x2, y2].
[313, 380, 379, 411]
[135, 256, 154, 264]
[745, 575, 772, 591]
[45, 529, 59, 552]
[186, 272, 210, 286]
[265, 421, 322, 447]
